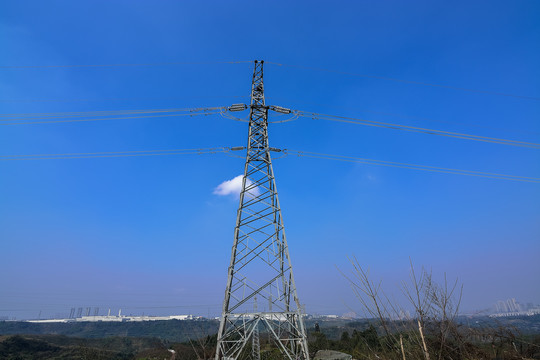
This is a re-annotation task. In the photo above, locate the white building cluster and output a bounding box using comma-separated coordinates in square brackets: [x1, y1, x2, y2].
[495, 298, 521, 313]
[27, 311, 194, 323]
[491, 298, 540, 318]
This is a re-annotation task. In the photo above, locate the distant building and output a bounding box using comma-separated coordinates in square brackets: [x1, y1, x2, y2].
[495, 298, 524, 314]
[341, 311, 357, 319]
[490, 298, 540, 318]
[27, 314, 195, 323]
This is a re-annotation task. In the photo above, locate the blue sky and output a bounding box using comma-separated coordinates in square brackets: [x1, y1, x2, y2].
[1, 1, 539, 319]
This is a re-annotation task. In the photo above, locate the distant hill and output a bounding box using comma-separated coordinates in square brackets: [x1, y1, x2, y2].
[2, 315, 539, 342]
[1, 316, 540, 359]
[0, 334, 169, 360]
[0, 319, 219, 342]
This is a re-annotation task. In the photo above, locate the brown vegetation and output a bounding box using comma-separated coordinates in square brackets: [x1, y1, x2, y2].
[338, 257, 540, 360]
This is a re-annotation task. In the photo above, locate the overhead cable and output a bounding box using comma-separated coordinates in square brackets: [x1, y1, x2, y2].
[0, 95, 249, 103]
[266, 61, 540, 101]
[348, 108, 540, 137]
[266, 96, 540, 136]
[0, 304, 222, 311]
[0, 107, 227, 125]
[0, 60, 252, 69]
[285, 150, 540, 183]
[1, 146, 537, 183]
[0, 147, 229, 161]
[7, 105, 536, 149]
[0, 108, 204, 119]
[295, 110, 540, 149]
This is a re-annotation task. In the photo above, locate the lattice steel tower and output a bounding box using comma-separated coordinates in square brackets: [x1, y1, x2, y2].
[215, 60, 310, 360]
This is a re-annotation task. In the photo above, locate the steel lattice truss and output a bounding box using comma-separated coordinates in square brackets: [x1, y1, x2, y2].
[215, 61, 310, 360]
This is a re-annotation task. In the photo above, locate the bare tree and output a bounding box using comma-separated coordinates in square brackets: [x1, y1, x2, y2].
[341, 257, 467, 360]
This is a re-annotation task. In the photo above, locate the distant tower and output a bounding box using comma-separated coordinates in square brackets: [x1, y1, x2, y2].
[77, 307, 83, 318]
[215, 60, 309, 359]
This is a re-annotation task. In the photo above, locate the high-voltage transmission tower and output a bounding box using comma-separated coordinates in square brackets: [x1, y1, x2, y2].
[215, 60, 310, 360]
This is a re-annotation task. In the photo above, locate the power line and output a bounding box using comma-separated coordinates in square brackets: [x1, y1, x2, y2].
[295, 110, 540, 149]
[0, 113, 222, 125]
[120, 304, 223, 310]
[0, 95, 249, 103]
[2, 59, 537, 100]
[0, 147, 229, 161]
[3, 105, 537, 150]
[267, 96, 540, 136]
[0, 107, 222, 119]
[348, 108, 540, 137]
[0, 304, 222, 311]
[285, 150, 540, 183]
[0, 108, 201, 119]
[266, 61, 540, 101]
[1, 146, 537, 183]
[0, 60, 252, 69]
[0, 107, 227, 125]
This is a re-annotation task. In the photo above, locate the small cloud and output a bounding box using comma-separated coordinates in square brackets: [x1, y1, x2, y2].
[213, 175, 260, 198]
[214, 175, 244, 196]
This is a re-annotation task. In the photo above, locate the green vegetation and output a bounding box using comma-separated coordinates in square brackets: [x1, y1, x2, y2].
[0, 319, 218, 342]
[0, 335, 137, 360]
[1, 316, 539, 359]
[332, 258, 540, 360]
[1, 268, 540, 360]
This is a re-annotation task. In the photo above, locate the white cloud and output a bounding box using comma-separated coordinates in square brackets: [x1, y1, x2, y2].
[213, 175, 260, 198]
[214, 175, 244, 196]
